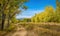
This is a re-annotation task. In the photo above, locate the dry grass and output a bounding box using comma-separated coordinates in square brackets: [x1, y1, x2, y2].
[0, 23, 60, 36]
[20, 23, 60, 36]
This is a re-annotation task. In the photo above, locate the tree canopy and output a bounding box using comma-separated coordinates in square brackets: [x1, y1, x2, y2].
[0, 0, 28, 30]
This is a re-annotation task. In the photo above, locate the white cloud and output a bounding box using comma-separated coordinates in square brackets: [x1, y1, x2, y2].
[16, 9, 44, 19]
[16, 16, 32, 19]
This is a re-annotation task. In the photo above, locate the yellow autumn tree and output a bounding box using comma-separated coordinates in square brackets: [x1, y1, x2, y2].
[31, 6, 55, 22]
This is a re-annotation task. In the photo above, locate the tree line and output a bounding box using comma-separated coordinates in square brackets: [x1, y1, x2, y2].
[31, 0, 60, 22]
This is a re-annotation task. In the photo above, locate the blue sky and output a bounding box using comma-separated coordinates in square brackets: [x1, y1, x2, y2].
[16, 0, 56, 19]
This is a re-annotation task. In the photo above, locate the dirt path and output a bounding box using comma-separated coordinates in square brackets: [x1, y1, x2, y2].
[11, 27, 27, 36]
[5, 24, 37, 36]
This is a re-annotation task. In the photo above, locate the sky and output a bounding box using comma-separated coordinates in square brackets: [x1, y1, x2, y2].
[16, 0, 56, 19]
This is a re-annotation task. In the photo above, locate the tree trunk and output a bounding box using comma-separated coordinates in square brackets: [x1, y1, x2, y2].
[1, 14, 6, 30]
[7, 15, 10, 28]
[7, 9, 10, 28]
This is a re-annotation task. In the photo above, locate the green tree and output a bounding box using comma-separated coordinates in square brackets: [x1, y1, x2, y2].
[0, 0, 28, 30]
